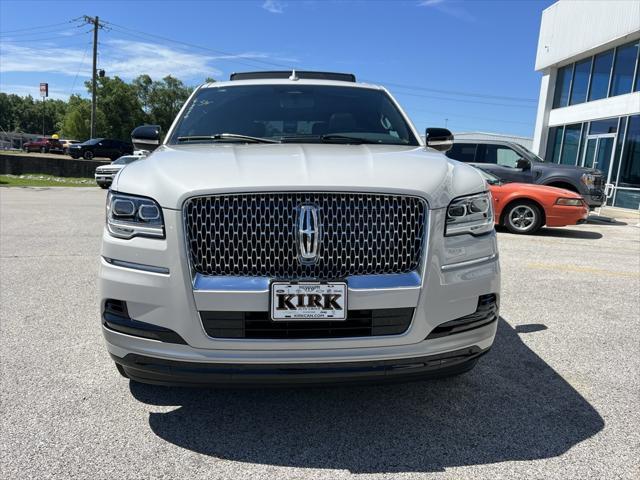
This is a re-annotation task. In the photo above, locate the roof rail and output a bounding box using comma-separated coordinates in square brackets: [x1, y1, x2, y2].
[229, 71, 356, 82]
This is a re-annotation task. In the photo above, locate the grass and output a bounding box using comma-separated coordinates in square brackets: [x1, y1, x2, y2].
[0, 174, 95, 187]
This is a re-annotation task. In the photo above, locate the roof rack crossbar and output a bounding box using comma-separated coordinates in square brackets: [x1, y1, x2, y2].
[229, 71, 356, 82]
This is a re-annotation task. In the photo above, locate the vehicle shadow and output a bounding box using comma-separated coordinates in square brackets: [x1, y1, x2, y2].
[497, 226, 603, 240]
[130, 318, 604, 474]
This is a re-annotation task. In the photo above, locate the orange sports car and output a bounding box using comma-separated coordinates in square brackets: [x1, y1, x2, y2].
[478, 170, 589, 234]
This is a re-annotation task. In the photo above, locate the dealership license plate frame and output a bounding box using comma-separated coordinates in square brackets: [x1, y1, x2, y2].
[270, 281, 348, 321]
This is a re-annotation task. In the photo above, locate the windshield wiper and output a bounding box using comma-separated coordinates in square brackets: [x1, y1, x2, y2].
[176, 133, 280, 144]
[320, 134, 380, 144]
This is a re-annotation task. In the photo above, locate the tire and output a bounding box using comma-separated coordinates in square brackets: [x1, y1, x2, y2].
[40, 146, 46, 153]
[98, 183, 109, 189]
[503, 201, 543, 234]
[70, 154, 79, 159]
[83, 150, 94, 160]
[115, 363, 129, 379]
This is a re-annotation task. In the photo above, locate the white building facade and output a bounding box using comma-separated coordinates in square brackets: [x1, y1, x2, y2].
[532, 0, 640, 210]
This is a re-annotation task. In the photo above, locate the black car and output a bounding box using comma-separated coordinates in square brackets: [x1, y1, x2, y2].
[445, 139, 605, 208]
[69, 138, 133, 161]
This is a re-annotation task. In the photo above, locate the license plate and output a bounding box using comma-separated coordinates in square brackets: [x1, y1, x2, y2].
[270, 282, 347, 320]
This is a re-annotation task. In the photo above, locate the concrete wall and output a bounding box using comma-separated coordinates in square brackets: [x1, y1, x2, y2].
[0, 154, 108, 178]
[536, 0, 640, 70]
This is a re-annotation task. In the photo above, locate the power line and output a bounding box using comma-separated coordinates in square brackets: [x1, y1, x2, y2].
[0, 19, 79, 34]
[0, 24, 85, 38]
[103, 21, 295, 70]
[393, 90, 537, 109]
[367, 79, 538, 103]
[0, 30, 92, 43]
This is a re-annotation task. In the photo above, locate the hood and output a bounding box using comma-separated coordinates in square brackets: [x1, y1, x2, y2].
[113, 143, 486, 210]
[499, 182, 583, 198]
[535, 161, 602, 176]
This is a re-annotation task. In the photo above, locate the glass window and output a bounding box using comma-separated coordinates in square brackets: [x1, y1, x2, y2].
[589, 50, 614, 101]
[610, 41, 640, 96]
[553, 65, 573, 108]
[569, 58, 592, 105]
[559, 124, 582, 165]
[484, 145, 522, 168]
[618, 115, 640, 188]
[445, 143, 477, 163]
[613, 190, 640, 209]
[589, 118, 618, 135]
[170, 85, 419, 146]
[546, 126, 563, 163]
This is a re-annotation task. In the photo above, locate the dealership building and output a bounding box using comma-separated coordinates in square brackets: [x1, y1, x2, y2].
[532, 0, 640, 210]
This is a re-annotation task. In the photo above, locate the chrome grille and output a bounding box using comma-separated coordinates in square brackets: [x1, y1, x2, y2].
[184, 193, 427, 278]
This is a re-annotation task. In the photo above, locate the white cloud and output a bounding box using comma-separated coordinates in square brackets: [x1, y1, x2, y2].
[0, 39, 295, 83]
[99, 39, 223, 79]
[262, 0, 285, 14]
[0, 43, 92, 76]
[418, 0, 475, 22]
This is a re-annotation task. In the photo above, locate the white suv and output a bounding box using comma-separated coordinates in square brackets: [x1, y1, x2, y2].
[99, 71, 500, 386]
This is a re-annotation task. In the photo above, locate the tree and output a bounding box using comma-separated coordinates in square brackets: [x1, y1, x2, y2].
[131, 74, 193, 133]
[84, 75, 145, 140]
[61, 95, 106, 140]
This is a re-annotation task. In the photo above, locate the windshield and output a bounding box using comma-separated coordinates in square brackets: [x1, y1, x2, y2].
[169, 84, 419, 146]
[83, 138, 103, 145]
[113, 156, 138, 165]
[476, 168, 501, 185]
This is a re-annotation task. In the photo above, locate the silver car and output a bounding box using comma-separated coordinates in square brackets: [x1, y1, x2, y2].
[99, 71, 500, 386]
[94, 155, 141, 189]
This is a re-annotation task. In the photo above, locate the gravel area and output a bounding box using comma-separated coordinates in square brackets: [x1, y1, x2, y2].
[1, 187, 638, 479]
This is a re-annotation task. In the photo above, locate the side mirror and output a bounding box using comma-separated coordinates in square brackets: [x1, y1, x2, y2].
[131, 125, 161, 152]
[516, 158, 531, 170]
[425, 128, 453, 152]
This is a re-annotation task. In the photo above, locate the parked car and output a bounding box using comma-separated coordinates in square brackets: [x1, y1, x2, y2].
[94, 155, 142, 189]
[445, 139, 605, 208]
[478, 169, 588, 234]
[23, 137, 63, 153]
[59, 139, 80, 154]
[69, 138, 133, 160]
[100, 70, 500, 386]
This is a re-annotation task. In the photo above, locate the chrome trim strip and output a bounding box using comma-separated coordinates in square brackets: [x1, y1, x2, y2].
[440, 253, 498, 272]
[192, 271, 422, 292]
[193, 274, 269, 292]
[347, 271, 421, 290]
[103, 257, 170, 275]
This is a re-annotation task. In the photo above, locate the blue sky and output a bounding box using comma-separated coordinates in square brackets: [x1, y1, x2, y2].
[0, 0, 553, 137]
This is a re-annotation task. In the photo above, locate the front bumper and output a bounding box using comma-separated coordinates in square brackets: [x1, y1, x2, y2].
[583, 191, 604, 208]
[99, 205, 500, 383]
[112, 345, 491, 386]
[95, 173, 115, 185]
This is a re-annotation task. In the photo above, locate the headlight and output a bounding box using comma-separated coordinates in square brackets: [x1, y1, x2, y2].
[445, 192, 494, 236]
[555, 197, 583, 206]
[580, 173, 599, 188]
[106, 191, 164, 239]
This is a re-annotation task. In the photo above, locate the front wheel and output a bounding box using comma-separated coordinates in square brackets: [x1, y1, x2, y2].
[503, 201, 542, 234]
[40, 146, 46, 153]
[83, 150, 94, 160]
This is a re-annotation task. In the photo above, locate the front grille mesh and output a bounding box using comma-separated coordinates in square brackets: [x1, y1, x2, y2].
[184, 193, 427, 279]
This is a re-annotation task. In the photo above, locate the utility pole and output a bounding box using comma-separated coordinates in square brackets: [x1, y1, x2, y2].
[83, 15, 104, 139]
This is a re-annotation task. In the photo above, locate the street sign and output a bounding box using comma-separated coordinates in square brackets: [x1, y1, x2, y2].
[39, 83, 48, 97]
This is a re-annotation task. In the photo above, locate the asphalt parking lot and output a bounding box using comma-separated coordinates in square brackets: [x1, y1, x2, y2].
[1, 187, 639, 480]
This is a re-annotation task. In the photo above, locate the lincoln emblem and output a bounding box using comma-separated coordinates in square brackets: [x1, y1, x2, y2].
[297, 204, 320, 264]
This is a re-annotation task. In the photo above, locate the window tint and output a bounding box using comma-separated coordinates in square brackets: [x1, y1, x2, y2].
[618, 114, 640, 188]
[170, 85, 419, 146]
[445, 143, 477, 163]
[546, 127, 562, 163]
[610, 41, 639, 96]
[553, 65, 573, 108]
[484, 145, 522, 168]
[569, 58, 591, 105]
[589, 118, 618, 135]
[589, 50, 614, 101]
[559, 124, 582, 165]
